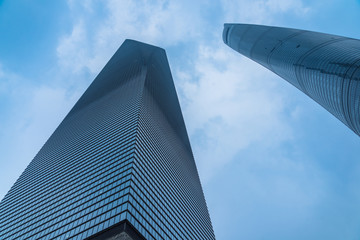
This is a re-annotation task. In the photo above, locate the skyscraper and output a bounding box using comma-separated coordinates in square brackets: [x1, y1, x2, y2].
[0, 40, 215, 240]
[223, 23, 360, 136]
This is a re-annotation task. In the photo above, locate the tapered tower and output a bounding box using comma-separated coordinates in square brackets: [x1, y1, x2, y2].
[223, 23, 360, 136]
[0, 40, 215, 240]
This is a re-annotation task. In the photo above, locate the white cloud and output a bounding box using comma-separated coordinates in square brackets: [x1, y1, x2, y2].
[177, 42, 295, 182]
[56, 0, 206, 75]
[0, 82, 81, 200]
[67, 0, 94, 12]
[0, 64, 23, 96]
[57, 20, 89, 73]
[102, 0, 203, 44]
[222, 0, 310, 24]
[266, 0, 310, 14]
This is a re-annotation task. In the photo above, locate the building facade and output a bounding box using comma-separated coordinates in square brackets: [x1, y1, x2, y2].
[0, 40, 215, 240]
[223, 23, 360, 136]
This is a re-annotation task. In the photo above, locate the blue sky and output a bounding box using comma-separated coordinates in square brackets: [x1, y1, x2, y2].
[1, 0, 360, 239]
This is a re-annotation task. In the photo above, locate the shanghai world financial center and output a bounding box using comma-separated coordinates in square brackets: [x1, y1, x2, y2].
[1, 23, 360, 239]
[0, 40, 215, 240]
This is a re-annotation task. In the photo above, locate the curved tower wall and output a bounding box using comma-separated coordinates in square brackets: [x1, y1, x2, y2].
[223, 23, 360, 136]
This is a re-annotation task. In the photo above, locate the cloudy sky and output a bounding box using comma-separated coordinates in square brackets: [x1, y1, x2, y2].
[1, 0, 360, 239]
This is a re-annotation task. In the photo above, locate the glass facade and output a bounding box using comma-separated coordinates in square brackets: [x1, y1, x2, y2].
[223, 23, 360, 136]
[0, 40, 215, 240]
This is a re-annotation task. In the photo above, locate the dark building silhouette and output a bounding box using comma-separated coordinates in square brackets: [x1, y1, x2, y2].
[0, 40, 215, 240]
[223, 23, 360, 136]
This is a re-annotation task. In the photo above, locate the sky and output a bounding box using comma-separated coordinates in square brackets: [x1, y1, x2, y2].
[1, 0, 360, 239]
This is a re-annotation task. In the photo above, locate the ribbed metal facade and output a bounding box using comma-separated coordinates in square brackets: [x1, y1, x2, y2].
[223, 23, 360, 136]
[0, 40, 215, 240]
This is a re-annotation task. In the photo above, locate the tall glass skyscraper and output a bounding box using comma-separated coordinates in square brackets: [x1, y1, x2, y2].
[223, 23, 360, 136]
[0, 40, 215, 240]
